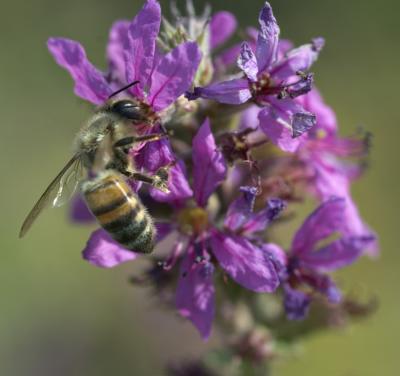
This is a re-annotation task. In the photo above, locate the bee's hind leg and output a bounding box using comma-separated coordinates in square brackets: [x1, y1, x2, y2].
[129, 162, 176, 194]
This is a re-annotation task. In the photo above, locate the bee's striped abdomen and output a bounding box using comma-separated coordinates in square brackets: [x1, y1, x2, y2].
[82, 172, 155, 253]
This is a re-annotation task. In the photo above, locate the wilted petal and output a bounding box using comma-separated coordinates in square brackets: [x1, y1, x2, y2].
[186, 79, 251, 105]
[149, 42, 201, 111]
[82, 229, 138, 268]
[224, 186, 258, 231]
[256, 2, 280, 72]
[284, 285, 311, 320]
[125, 0, 161, 95]
[106, 20, 130, 83]
[193, 119, 227, 207]
[271, 39, 324, 81]
[301, 237, 364, 272]
[238, 42, 258, 81]
[70, 195, 94, 223]
[292, 111, 316, 138]
[292, 197, 346, 256]
[176, 251, 215, 340]
[47, 38, 112, 104]
[241, 198, 286, 234]
[210, 11, 237, 49]
[210, 230, 279, 293]
[151, 160, 193, 203]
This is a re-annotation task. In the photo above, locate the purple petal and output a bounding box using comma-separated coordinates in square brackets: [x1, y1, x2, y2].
[224, 186, 258, 231]
[301, 237, 364, 272]
[106, 20, 130, 83]
[125, 0, 161, 96]
[296, 88, 337, 136]
[192, 119, 227, 207]
[155, 222, 174, 242]
[241, 198, 286, 234]
[176, 251, 215, 340]
[238, 42, 258, 81]
[210, 230, 279, 293]
[70, 195, 94, 223]
[47, 38, 112, 104]
[256, 2, 280, 72]
[258, 101, 303, 153]
[82, 229, 138, 268]
[186, 79, 251, 105]
[210, 11, 237, 49]
[291, 197, 346, 256]
[135, 135, 174, 172]
[151, 160, 193, 203]
[149, 42, 201, 111]
[284, 285, 311, 320]
[261, 243, 288, 277]
[271, 39, 324, 81]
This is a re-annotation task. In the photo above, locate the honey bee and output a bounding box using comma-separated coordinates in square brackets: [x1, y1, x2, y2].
[19, 81, 171, 253]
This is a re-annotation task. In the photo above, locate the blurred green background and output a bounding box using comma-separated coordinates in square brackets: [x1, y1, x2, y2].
[0, 0, 398, 375]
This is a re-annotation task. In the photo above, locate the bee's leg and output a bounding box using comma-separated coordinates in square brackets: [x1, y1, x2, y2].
[113, 133, 167, 150]
[129, 163, 175, 193]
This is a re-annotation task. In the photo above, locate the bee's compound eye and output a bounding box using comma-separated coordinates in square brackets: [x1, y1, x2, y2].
[112, 100, 142, 120]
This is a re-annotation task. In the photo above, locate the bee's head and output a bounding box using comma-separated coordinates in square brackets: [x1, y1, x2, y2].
[110, 99, 144, 121]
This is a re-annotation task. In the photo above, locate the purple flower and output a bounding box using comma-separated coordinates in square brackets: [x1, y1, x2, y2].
[266, 197, 370, 319]
[187, 2, 323, 152]
[82, 119, 283, 339]
[48, 0, 202, 214]
[296, 89, 379, 256]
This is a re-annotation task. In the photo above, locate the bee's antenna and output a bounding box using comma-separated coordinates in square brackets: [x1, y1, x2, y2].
[108, 80, 140, 99]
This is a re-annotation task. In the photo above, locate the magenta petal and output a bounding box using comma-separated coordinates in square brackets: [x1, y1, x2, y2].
[238, 42, 258, 81]
[224, 186, 258, 231]
[82, 229, 138, 268]
[106, 20, 130, 83]
[210, 231, 279, 293]
[125, 0, 161, 95]
[301, 237, 364, 272]
[258, 106, 301, 153]
[271, 39, 324, 81]
[70, 195, 94, 224]
[187, 79, 251, 105]
[149, 41, 201, 111]
[291, 197, 346, 256]
[256, 2, 280, 72]
[210, 11, 237, 49]
[151, 160, 193, 203]
[47, 38, 112, 104]
[176, 251, 215, 340]
[193, 119, 227, 207]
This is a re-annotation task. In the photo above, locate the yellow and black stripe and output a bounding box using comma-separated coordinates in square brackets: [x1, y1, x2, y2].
[83, 172, 155, 253]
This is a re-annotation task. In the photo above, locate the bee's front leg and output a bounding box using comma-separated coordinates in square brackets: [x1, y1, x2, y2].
[113, 133, 168, 152]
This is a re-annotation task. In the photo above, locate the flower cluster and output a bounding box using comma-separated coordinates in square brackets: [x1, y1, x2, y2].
[48, 0, 378, 343]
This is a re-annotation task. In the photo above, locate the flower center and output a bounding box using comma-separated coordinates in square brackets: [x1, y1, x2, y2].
[178, 207, 209, 235]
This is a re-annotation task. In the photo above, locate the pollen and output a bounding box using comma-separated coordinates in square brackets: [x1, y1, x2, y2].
[178, 206, 209, 235]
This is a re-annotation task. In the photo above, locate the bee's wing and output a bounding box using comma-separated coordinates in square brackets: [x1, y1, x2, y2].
[19, 154, 83, 238]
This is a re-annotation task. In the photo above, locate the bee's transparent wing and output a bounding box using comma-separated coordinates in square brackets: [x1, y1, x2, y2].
[19, 154, 83, 238]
